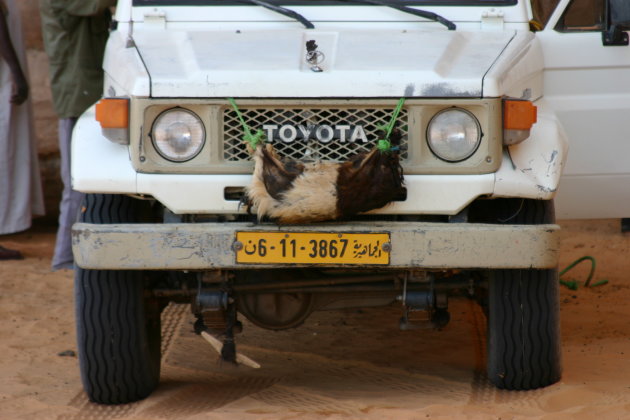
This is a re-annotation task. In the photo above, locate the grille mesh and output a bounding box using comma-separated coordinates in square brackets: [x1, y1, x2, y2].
[223, 107, 408, 162]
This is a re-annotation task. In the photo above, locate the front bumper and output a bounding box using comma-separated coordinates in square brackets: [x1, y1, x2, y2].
[72, 221, 559, 270]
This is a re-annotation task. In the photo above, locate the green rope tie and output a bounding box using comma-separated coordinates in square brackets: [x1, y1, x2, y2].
[376, 97, 406, 153]
[228, 98, 266, 150]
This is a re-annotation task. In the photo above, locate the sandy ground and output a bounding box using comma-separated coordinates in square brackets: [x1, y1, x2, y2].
[1, 219, 629, 420]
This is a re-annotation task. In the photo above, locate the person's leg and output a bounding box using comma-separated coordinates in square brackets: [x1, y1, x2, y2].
[52, 117, 83, 270]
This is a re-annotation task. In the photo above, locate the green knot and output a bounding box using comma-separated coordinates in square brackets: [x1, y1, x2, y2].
[376, 97, 406, 153]
[228, 98, 266, 149]
[243, 129, 266, 149]
[377, 139, 392, 152]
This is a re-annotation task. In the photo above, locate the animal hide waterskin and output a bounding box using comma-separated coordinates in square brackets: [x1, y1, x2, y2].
[245, 130, 405, 224]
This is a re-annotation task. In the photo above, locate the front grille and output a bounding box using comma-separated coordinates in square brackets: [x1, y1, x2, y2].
[223, 106, 408, 162]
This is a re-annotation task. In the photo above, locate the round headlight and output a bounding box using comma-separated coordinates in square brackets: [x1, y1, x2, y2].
[427, 108, 481, 162]
[152, 108, 205, 162]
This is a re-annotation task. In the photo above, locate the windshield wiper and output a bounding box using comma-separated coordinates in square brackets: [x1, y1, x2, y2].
[338, 0, 456, 30]
[237, 0, 315, 29]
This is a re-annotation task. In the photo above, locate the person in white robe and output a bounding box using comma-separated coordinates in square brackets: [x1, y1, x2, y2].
[0, 0, 44, 259]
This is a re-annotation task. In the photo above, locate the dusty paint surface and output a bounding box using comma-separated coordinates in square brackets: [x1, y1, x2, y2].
[72, 221, 559, 270]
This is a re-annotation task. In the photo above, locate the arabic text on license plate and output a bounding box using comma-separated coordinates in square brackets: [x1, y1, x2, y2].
[235, 232, 390, 265]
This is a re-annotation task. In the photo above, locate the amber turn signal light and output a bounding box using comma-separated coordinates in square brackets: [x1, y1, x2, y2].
[95, 98, 129, 129]
[503, 99, 537, 131]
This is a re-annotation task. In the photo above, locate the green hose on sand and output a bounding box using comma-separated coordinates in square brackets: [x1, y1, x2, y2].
[559, 256, 608, 290]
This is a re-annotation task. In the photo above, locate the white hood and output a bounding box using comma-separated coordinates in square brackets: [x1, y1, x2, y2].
[131, 28, 516, 98]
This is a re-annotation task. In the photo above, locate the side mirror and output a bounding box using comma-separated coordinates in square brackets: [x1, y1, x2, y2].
[604, 0, 630, 45]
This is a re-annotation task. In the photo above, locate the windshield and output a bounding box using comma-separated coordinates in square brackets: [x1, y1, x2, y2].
[133, 1, 517, 5]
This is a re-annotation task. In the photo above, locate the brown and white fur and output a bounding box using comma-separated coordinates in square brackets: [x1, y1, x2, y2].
[245, 130, 405, 224]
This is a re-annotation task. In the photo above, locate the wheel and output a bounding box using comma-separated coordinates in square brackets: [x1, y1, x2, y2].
[75, 194, 161, 404]
[487, 268, 561, 390]
[475, 199, 562, 390]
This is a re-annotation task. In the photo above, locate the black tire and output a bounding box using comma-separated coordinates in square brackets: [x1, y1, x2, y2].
[75, 194, 161, 404]
[478, 199, 562, 390]
[487, 268, 561, 390]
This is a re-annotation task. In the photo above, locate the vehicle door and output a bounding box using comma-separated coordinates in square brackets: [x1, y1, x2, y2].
[532, 0, 630, 219]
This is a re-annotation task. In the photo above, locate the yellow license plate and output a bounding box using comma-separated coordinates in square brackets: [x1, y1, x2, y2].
[235, 232, 390, 265]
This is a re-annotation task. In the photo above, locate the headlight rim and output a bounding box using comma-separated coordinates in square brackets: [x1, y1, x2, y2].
[426, 107, 482, 163]
[151, 107, 206, 163]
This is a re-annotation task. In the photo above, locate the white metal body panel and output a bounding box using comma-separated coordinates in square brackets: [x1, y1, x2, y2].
[102, 31, 151, 97]
[110, 1, 533, 98]
[537, 2, 630, 219]
[483, 32, 544, 99]
[130, 28, 515, 98]
[71, 106, 137, 193]
[121, 3, 531, 27]
[494, 105, 568, 199]
[136, 173, 495, 215]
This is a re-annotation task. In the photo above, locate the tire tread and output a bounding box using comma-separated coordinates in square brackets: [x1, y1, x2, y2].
[75, 194, 160, 404]
[486, 199, 562, 390]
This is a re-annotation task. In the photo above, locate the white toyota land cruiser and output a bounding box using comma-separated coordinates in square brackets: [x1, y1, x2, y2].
[70, 0, 630, 404]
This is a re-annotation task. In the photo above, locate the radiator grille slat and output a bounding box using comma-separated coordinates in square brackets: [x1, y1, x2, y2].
[223, 107, 409, 162]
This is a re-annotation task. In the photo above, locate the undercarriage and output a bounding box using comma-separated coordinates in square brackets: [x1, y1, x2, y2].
[155, 267, 473, 334]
